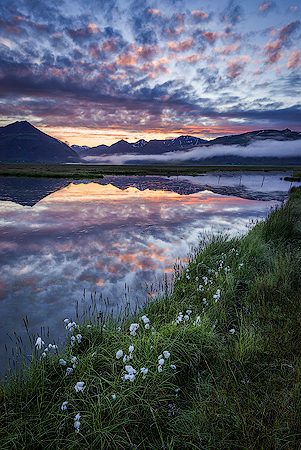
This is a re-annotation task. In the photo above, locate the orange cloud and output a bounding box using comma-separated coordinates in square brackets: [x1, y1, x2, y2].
[87, 23, 99, 34]
[202, 31, 222, 42]
[259, 3, 269, 11]
[214, 43, 240, 54]
[287, 48, 301, 68]
[177, 54, 204, 63]
[115, 52, 137, 66]
[136, 45, 160, 59]
[140, 57, 172, 79]
[191, 10, 209, 20]
[147, 8, 161, 16]
[226, 55, 251, 78]
[166, 37, 194, 52]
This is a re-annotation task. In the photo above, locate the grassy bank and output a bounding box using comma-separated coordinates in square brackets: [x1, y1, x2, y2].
[0, 163, 299, 179]
[1, 188, 301, 449]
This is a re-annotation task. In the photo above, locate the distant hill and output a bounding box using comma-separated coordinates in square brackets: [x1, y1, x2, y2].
[0, 121, 81, 163]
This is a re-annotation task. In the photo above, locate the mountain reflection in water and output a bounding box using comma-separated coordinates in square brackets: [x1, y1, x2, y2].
[0, 174, 297, 378]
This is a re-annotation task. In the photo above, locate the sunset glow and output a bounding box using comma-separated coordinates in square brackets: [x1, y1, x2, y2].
[0, 0, 300, 146]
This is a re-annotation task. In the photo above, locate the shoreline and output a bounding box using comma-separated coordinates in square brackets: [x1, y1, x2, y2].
[1, 186, 301, 448]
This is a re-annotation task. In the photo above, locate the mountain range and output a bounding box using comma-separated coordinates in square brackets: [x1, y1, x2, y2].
[0, 121, 301, 165]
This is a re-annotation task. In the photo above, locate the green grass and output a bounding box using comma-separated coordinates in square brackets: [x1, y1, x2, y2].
[0, 163, 299, 179]
[1, 188, 301, 449]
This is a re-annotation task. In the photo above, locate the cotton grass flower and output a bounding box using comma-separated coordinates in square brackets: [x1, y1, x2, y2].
[129, 345, 134, 353]
[76, 334, 82, 343]
[163, 351, 170, 359]
[74, 381, 85, 393]
[129, 323, 139, 336]
[111, 394, 116, 400]
[59, 358, 67, 365]
[122, 365, 137, 382]
[61, 401, 68, 411]
[170, 364, 176, 370]
[35, 337, 44, 350]
[74, 413, 81, 433]
[65, 367, 73, 376]
[158, 358, 164, 365]
[229, 328, 236, 334]
[116, 349, 123, 359]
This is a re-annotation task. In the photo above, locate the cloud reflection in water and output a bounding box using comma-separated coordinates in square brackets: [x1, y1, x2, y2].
[0, 182, 279, 375]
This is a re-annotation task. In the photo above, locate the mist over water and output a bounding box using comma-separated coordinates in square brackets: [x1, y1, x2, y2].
[0, 172, 300, 378]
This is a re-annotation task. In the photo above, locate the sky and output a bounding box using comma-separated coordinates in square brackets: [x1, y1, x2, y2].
[0, 0, 300, 146]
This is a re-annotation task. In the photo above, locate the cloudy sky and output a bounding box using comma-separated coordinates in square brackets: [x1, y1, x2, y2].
[0, 0, 300, 146]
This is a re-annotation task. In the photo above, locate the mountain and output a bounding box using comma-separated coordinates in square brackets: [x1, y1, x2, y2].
[81, 135, 208, 158]
[0, 121, 81, 163]
[206, 129, 301, 146]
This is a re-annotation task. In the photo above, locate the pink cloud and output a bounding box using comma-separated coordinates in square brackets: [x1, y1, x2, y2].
[191, 10, 209, 20]
[214, 43, 240, 55]
[177, 54, 204, 63]
[259, 3, 269, 11]
[139, 57, 171, 79]
[166, 37, 194, 52]
[202, 31, 222, 43]
[115, 52, 137, 66]
[287, 48, 301, 68]
[226, 55, 251, 78]
[136, 45, 160, 60]
[147, 8, 162, 17]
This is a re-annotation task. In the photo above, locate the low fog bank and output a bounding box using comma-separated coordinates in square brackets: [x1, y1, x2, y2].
[82, 139, 301, 165]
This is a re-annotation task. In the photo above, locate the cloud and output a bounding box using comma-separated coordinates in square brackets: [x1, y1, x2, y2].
[67, 23, 99, 40]
[287, 48, 301, 68]
[226, 55, 251, 78]
[191, 10, 209, 21]
[83, 139, 301, 165]
[166, 37, 194, 52]
[258, 1, 276, 15]
[262, 20, 300, 65]
[219, 1, 243, 25]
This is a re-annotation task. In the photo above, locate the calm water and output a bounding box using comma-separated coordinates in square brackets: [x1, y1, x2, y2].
[0, 172, 299, 377]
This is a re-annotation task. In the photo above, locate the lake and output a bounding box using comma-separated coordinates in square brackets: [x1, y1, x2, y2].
[0, 171, 299, 378]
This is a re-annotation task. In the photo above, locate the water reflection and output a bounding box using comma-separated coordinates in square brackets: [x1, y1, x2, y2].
[0, 175, 293, 378]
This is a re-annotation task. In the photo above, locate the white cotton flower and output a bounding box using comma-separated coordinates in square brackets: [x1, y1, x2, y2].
[42, 352, 47, 358]
[195, 277, 199, 281]
[76, 334, 82, 343]
[87, 324, 92, 328]
[124, 365, 137, 375]
[129, 345, 134, 353]
[158, 358, 164, 366]
[74, 420, 80, 433]
[193, 316, 201, 326]
[35, 337, 44, 350]
[140, 367, 148, 375]
[129, 323, 139, 336]
[124, 373, 135, 382]
[184, 315, 189, 321]
[65, 367, 73, 376]
[91, 352, 96, 358]
[61, 401, 68, 411]
[71, 356, 77, 365]
[170, 364, 176, 370]
[123, 355, 130, 363]
[145, 323, 150, 329]
[186, 310, 192, 315]
[74, 413, 81, 421]
[141, 315, 150, 324]
[63, 318, 70, 324]
[117, 326, 121, 332]
[71, 336, 76, 346]
[158, 365, 163, 372]
[116, 349, 123, 359]
[112, 394, 116, 400]
[59, 358, 67, 365]
[158, 354, 163, 359]
[163, 351, 170, 359]
[48, 343, 53, 349]
[229, 328, 235, 334]
[74, 381, 85, 393]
